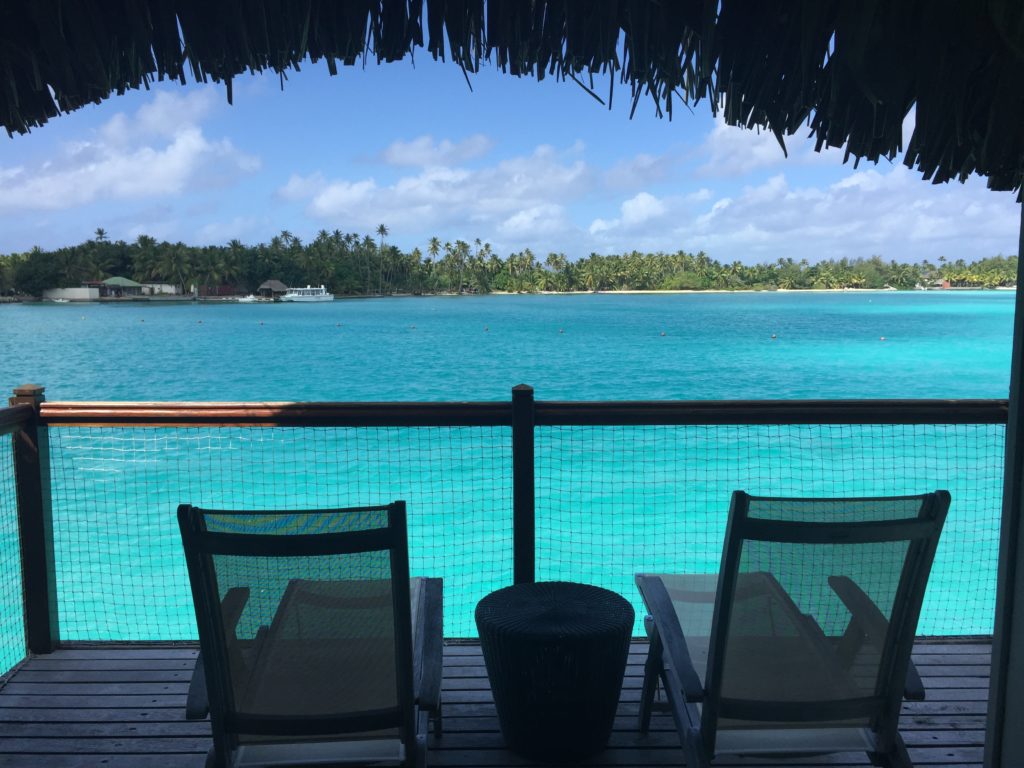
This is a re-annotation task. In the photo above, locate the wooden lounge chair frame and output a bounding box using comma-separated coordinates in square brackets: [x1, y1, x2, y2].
[637, 490, 950, 768]
[179, 501, 443, 768]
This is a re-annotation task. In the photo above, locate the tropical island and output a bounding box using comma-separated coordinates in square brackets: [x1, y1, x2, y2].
[0, 226, 1016, 300]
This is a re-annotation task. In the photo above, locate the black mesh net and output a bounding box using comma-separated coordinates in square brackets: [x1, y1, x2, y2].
[0, 436, 25, 675]
[536, 424, 1002, 636]
[48, 426, 510, 640]
[41, 420, 1002, 641]
[713, 497, 931, 730]
[197, 509, 402, 739]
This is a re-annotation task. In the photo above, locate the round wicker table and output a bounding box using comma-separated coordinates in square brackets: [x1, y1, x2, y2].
[475, 581, 635, 762]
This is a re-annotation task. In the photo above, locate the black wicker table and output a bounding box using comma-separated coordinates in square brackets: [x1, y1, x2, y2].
[475, 581, 635, 762]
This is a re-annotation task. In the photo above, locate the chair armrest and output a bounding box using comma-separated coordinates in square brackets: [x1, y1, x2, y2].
[185, 652, 208, 720]
[413, 578, 444, 719]
[903, 662, 926, 701]
[827, 575, 925, 701]
[220, 586, 250, 641]
[185, 586, 251, 720]
[636, 574, 704, 703]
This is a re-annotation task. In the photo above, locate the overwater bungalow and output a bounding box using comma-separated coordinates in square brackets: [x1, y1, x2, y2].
[257, 280, 289, 299]
[1, 3, 1023, 767]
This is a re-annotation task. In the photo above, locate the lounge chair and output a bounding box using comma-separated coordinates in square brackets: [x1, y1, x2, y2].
[636, 490, 949, 767]
[178, 501, 443, 768]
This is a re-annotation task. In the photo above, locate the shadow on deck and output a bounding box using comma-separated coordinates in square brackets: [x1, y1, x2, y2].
[0, 640, 989, 767]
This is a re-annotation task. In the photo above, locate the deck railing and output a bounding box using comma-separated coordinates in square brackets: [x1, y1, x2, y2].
[1, 385, 1009, 675]
[1, 394, 36, 675]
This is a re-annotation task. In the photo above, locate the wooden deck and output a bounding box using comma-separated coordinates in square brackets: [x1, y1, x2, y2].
[0, 640, 989, 767]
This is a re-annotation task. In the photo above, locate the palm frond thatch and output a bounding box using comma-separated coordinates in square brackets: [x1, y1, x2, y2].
[1, 0, 1022, 194]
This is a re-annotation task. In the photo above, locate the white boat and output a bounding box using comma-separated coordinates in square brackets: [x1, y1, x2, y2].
[236, 294, 258, 303]
[280, 285, 334, 302]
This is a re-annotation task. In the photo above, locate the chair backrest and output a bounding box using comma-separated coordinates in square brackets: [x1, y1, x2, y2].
[702, 491, 949, 755]
[178, 501, 416, 762]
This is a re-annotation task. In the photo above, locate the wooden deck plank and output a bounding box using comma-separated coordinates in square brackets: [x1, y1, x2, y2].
[0, 640, 990, 767]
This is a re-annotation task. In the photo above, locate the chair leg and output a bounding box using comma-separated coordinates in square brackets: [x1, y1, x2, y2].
[639, 632, 664, 734]
[414, 733, 427, 768]
[683, 727, 711, 768]
[867, 733, 913, 768]
[432, 703, 443, 737]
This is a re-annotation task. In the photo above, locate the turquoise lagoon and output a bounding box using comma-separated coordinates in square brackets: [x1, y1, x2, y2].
[0, 292, 1014, 643]
[1, 291, 1013, 401]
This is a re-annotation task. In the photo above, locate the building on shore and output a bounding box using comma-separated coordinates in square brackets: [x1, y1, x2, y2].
[142, 282, 180, 296]
[257, 279, 288, 298]
[42, 278, 182, 302]
[85, 276, 144, 298]
[42, 286, 99, 301]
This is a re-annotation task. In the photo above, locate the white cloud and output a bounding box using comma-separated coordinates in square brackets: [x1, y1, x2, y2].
[579, 144, 1020, 263]
[0, 166, 24, 183]
[618, 166, 1020, 263]
[0, 90, 259, 213]
[278, 173, 327, 201]
[279, 128, 1017, 264]
[499, 204, 571, 237]
[696, 120, 787, 176]
[309, 179, 378, 216]
[604, 153, 671, 189]
[381, 134, 493, 166]
[694, 117, 858, 178]
[282, 143, 589, 245]
[621, 192, 667, 225]
[588, 192, 668, 234]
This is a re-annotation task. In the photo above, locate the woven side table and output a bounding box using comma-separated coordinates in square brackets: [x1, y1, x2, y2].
[475, 581, 635, 762]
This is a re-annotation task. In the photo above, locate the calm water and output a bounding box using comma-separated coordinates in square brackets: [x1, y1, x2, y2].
[0, 292, 1014, 648]
[0, 290, 1014, 400]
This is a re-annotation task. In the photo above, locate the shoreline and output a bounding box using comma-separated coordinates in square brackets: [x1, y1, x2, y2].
[4, 285, 1015, 304]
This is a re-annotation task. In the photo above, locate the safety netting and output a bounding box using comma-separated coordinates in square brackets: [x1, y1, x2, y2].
[0, 436, 25, 675]
[535, 423, 1003, 636]
[44, 420, 1002, 640]
[47, 426, 511, 640]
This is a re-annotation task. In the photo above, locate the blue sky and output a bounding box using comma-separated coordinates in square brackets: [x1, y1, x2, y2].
[0, 55, 1019, 264]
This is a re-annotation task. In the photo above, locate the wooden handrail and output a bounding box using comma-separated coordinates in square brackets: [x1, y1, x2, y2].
[37, 398, 1008, 428]
[535, 399, 1009, 426]
[39, 401, 513, 428]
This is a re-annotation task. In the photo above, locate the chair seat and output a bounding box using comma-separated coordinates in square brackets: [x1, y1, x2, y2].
[655, 572, 866, 702]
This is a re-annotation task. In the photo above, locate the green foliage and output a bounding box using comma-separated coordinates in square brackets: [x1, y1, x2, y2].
[0, 232, 1017, 297]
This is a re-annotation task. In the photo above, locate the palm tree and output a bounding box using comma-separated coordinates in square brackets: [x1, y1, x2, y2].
[159, 243, 192, 294]
[376, 224, 389, 294]
[545, 252, 568, 292]
[580, 256, 605, 292]
[94, 228, 108, 242]
[132, 235, 158, 282]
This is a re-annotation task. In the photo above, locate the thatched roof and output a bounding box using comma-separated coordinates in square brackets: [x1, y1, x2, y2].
[258, 279, 288, 293]
[102, 276, 143, 288]
[2, 2, 1023, 194]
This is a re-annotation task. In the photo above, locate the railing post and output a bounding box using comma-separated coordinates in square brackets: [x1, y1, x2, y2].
[989, 202, 1024, 767]
[511, 385, 535, 584]
[9, 384, 58, 653]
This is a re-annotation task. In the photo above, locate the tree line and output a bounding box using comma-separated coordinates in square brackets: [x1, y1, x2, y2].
[0, 226, 1017, 297]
